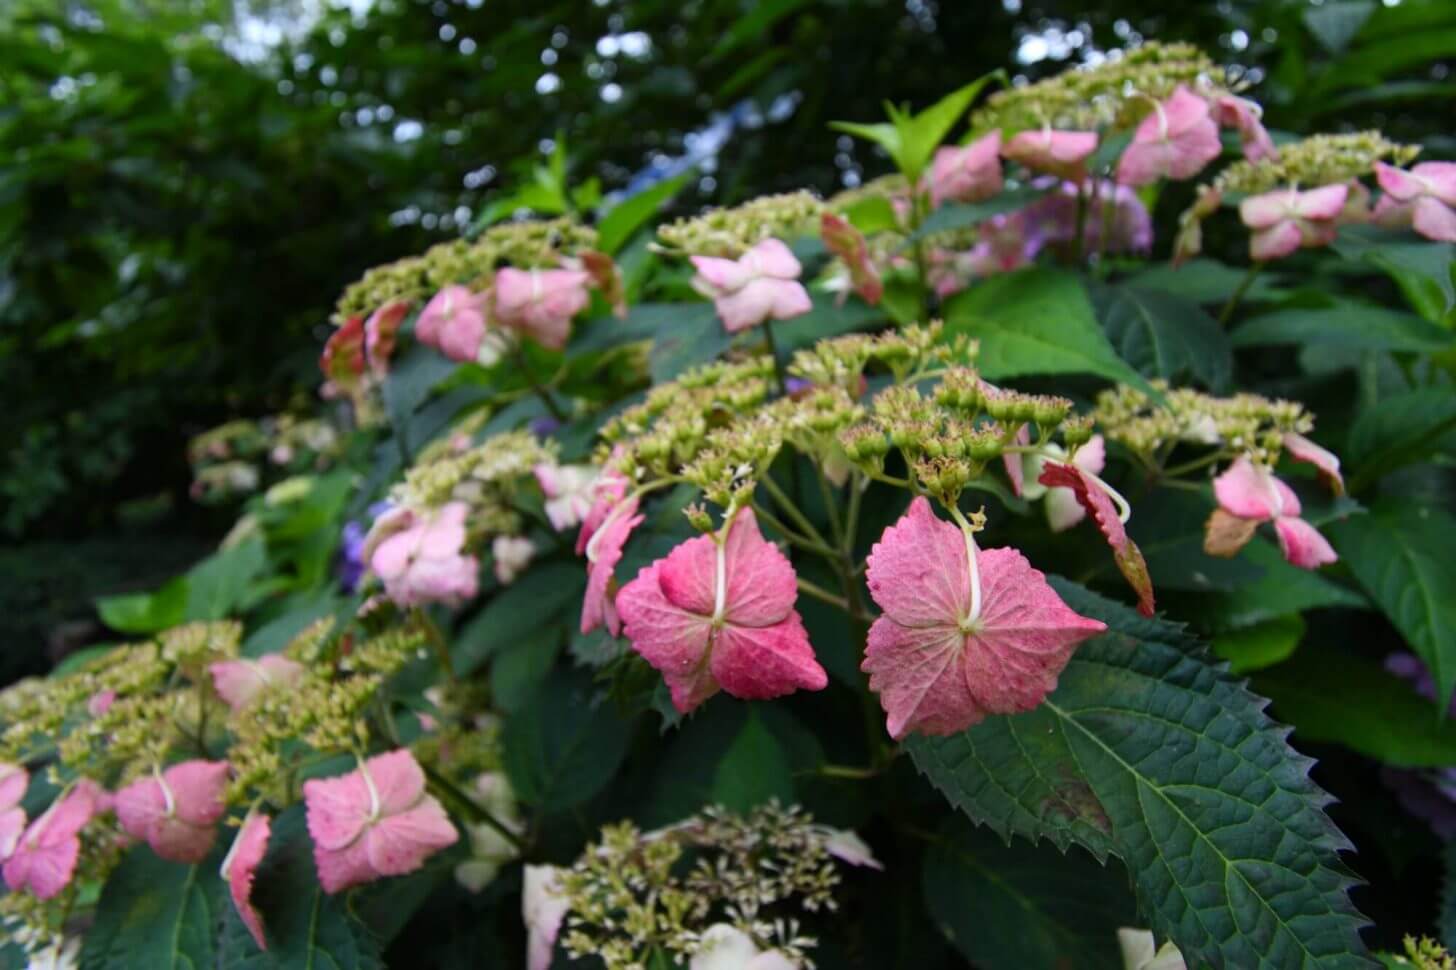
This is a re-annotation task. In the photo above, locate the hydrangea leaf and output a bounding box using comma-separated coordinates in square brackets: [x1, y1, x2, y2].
[1093, 284, 1233, 391]
[502, 668, 631, 811]
[81, 844, 225, 970]
[908, 579, 1375, 969]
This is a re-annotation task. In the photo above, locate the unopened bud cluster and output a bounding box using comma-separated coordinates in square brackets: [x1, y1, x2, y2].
[1210, 131, 1418, 196]
[657, 191, 825, 258]
[1095, 381, 1311, 464]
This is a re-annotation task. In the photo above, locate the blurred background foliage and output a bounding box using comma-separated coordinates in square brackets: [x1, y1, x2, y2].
[1, 0, 1452, 675]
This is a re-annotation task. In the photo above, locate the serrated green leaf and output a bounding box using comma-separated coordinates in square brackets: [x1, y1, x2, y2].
[596, 173, 691, 255]
[81, 845, 224, 970]
[1346, 388, 1456, 491]
[1254, 645, 1456, 768]
[895, 72, 1004, 180]
[184, 536, 268, 621]
[1095, 285, 1232, 390]
[923, 815, 1137, 970]
[1334, 226, 1455, 321]
[503, 668, 630, 810]
[909, 580, 1375, 969]
[453, 561, 584, 676]
[96, 575, 188, 634]
[1328, 502, 1456, 709]
[942, 268, 1152, 392]
[1213, 614, 1305, 674]
[1190, 537, 1367, 632]
[1231, 304, 1455, 353]
[1125, 260, 1287, 304]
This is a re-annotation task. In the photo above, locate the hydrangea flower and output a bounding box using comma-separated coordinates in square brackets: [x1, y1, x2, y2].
[1011, 435, 1108, 532]
[820, 212, 883, 305]
[534, 462, 600, 532]
[1037, 462, 1156, 617]
[369, 502, 480, 607]
[0, 762, 28, 861]
[221, 810, 271, 950]
[1118, 928, 1188, 970]
[303, 749, 458, 894]
[1001, 127, 1098, 181]
[493, 267, 593, 350]
[1282, 431, 1344, 495]
[1117, 86, 1222, 187]
[617, 508, 828, 714]
[690, 238, 812, 333]
[1212, 93, 1277, 163]
[690, 924, 797, 970]
[1021, 180, 1153, 255]
[861, 497, 1105, 739]
[4, 780, 105, 900]
[1208, 456, 1338, 570]
[454, 772, 523, 893]
[416, 285, 492, 364]
[580, 493, 643, 636]
[491, 535, 535, 585]
[523, 864, 570, 970]
[362, 299, 410, 376]
[927, 130, 1003, 206]
[1373, 161, 1456, 242]
[1238, 184, 1348, 261]
[115, 760, 230, 863]
[209, 655, 306, 712]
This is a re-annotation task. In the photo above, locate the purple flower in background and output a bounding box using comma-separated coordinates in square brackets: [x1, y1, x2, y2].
[1381, 652, 1456, 839]
[529, 416, 562, 438]
[338, 520, 367, 592]
[1021, 178, 1153, 256]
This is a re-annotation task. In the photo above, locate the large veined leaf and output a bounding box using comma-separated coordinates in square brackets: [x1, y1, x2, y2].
[380, 344, 458, 457]
[81, 845, 224, 970]
[503, 668, 631, 811]
[1329, 502, 1456, 709]
[1230, 305, 1455, 353]
[1094, 284, 1232, 390]
[908, 580, 1374, 969]
[595, 172, 691, 255]
[1126, 259, 1287, 304]
[923, 815, 1138, 970]
[1334, 226, 1455, 321]
[942, 268, 1152, 392]
[452, 561, 585, 675]
[1345, 388, 1456, 491]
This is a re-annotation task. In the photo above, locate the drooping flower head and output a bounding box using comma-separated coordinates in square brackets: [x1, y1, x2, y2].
[534, 462, 600, 532]
[690, 238, 813, 334]
[1014, 435, 1108, 532]
[523, 864, 570, 970]
[1282, 431, 1344, 495]
[1374, 161, 1456, 242]
[1208, 456, 1338, 570]
[1001, 127, 1099, 182]
[0, 762, 28, 861]
[617, 507, 828, 714]
[369, 502, 480, 608]
[303, 749, 458, 894]
[4, 779, 104, 900]
[221, 810, 272, 951]
[115, 760, 230, 863]
[1211, 94, 1277, 163]
[580, 493, 643, 637]
[861, 497, 1105, 739]
[493, 266, 593, 350]
[927, 130, 1004, 207]
[416, 285, 492, 364]
[1117, 86, 1223, 187]
[209, 656, 306, 713]
[820, 212, 883, 306]
[1238, 184, 1348, 261]
[1036, 463, 1155, 616]
[363, 299, 411, 376]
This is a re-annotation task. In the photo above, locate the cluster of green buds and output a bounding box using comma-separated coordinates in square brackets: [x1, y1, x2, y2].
[973, 41, 1234, 132]
[334, 217, 599, 322]
[1397, 937, 1456, 970]
[394, 427, 558, 535]
[555, 803, 844, 970]
[188, 414, 343, 505]
[1207, 131, 1418, 197]
[656, 191, 825, 257]
[789, 322, 962, 390]
[1094, 381, 1311, 466]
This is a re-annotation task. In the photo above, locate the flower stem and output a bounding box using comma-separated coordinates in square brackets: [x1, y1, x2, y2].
[422, 763, 524, 850]
[764, 319, 790, 398]
[750, 502, 841, 560]
[1217, 263, 1261, 327]
[796, 577, 850, 611]
[759, 473, 832, 549]
[413, 607, 455, 680]
[511, 343, 567, 421]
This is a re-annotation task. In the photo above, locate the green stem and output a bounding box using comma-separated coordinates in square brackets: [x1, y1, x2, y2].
[796, 577, 850, 611]
[1160, 451, 1228, 479]
[841, 473, 865, 558]
[413, 608, 455, 680]
[512, 343, 567, 421]
[759, 473, 831, 548]
[1217, 263, 1261, 327]
[764, 319, 790, 398]
[812, 463, 844, 546]
[750, 502, 841, 560]
[422, 763, 524, 850]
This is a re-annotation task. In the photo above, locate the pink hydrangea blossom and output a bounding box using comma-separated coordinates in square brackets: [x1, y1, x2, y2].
[303, 749, 458, 894]
[928, 130, 1004, 207]
[1014, 436, 1108, 532]
[363, 299, 411, 376]
[580, 494, 643, 636]
[820, 212, 883, 305]
[115, 760, 229, 863]
[1037, 463, 1156, 617]
[1021, 179, 1153, 254]
[1118, 86, 1223, 187]
[494, 267, 593, 350]
[1210, 457, 1338, 570]
[861, 497, 1105, 739]
[576, 467, 630, 556]
[209, 656, 306, 712]
[1001, 127, 1099, 181]
[87, 689, 116, 717]
[690, 238, 812, 333]
[691, 924, 797, 970]
[534, 463, 599, 532]
[221, 810, 271, 950]
[821, 828, 882, 870]
[1238, 184, 1348, 261]
[617, 508, 828, 714]
[491, 535, 535, 585]
[1283, 432, 1344, 495]
[4, 780, 105, 900]
[1374, 161, 1456, 242]
[1212, 94, 1277, 163]
[370, 502, 480, 608]
[0, 763, 28, 862]
[523, 864, 570, 970]
[416, 285, 492, 364]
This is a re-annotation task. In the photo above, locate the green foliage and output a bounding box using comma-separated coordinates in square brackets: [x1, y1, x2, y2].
[1231, 304, 1456, 353]
[81, 846, 226, 970]
[1094, 284, 1232, 390]
[502, 668, 631, 811]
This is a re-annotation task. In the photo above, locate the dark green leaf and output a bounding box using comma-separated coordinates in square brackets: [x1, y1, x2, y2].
[1305, 0, 1377, 53]
[503, 668, 631, 810]
[491, 622, 565, 714]
[923, 815, 1137, 970]
[1442, 841, 1456, 950]
[709, 708, 796, 812]
[1191, 537, 1366, 631]
[453, 562, 585, 675]
[909, 580, 1374, 969]
[81, 845, 224, 970]
[1212, 614, 1305, 674]
[184, 536, 268, 621]
[648, 302, 733, 382]
[596, 173, 691, 255]
[1329, 502, 1456, 709]
[381, 346, 459, 455]
[96, 575, 189, 634]
[1334, 226, 1454, 320]
[903, 186, 1046, 246]
[1125, 260, 1286, 304]
[1346, 388, 1456, 490]
[766, 293, 886, 355]
[1231, 304, 1455, 353]
[1095, 285, 1232, 390]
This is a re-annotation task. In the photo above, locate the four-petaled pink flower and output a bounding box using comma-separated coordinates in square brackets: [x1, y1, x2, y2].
[1037, 462, 1156, 617]
[1014, 436, 1109, 532]
[493, 267, 593, 350]
[928, 130, 1004, 207]
[534, 463, 600, 532]
[370, 502, 480, 608]
[820, 213, 883, 306]
[1117, 86, 1223, 187]
[617, 508, 828, 714]
[690, 238, 813, 334]
[1374, 161, 1456, 243]
[0, 762, 28, 862]
[303, 749, 458, 894]
[1283, 432, 1344, 496]
[1212, 94, 1277, 163]
[115, 760, 230, 863]
[861, 497, 1105, 739]
[1211, 457, 1338, 570]
[4, 779, 105, 900]
[416, 285, 492, 364]
[1238, 184, 1348, 261]
[221, 810, 272, 951]
[523, 864, 570, 970]
[209, 655, 306, 713]
[1001, 128, 1099, 182]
